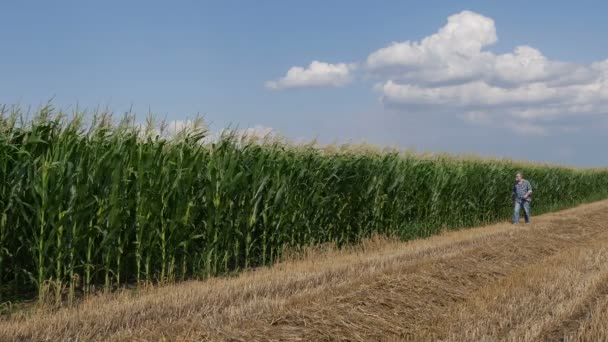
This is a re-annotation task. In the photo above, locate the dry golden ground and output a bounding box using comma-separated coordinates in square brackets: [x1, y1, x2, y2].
[1, 201, 608, 341]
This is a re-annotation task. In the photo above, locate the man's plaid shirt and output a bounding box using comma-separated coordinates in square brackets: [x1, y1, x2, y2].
[512, 180, 532, 201]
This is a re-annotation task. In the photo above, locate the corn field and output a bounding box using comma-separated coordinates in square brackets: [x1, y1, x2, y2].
[1, 106, 608, 302]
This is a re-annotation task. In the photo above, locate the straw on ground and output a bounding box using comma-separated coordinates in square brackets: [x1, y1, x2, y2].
[1, 200, 607, 341]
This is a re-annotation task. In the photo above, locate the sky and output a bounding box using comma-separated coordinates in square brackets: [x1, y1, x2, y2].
[1, 1, 607, 166]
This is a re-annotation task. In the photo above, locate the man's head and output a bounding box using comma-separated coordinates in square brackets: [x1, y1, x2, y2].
[515, 172, 523, 182]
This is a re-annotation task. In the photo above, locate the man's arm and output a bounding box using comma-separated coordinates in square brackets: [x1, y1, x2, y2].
[524, 181, 533, 198]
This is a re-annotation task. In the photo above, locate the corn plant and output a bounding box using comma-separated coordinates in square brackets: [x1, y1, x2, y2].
[0, 105, 608, 303]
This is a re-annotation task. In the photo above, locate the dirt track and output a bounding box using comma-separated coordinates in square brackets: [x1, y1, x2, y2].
[1, 201, 608, 341]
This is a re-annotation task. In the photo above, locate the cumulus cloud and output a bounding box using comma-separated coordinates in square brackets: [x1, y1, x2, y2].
[365, 10, 608, 135]
[271, 10, 608, 136]
[379, 80, 561, 107]
[365, 11, 585, 87]
[367, 11, 497, 84]
[266, 61, 356, 90]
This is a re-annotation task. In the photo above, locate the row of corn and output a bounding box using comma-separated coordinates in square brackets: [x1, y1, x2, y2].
[1, 106, 608, 302]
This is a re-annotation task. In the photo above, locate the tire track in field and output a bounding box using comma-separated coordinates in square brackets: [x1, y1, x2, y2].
[414, 231, 608, 342]
[188, 203, 608, 341]
[539, 272, 608, 342]
[566, 294, 608, 341]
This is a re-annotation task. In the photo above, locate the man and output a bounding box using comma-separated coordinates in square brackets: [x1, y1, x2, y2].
[512, 172, 532, 224]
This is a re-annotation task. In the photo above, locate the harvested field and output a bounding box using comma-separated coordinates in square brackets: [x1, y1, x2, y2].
[1, 200, 608, 341]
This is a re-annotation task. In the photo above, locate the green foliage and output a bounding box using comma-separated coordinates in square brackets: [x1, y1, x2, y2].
[1, 106, 608, 301]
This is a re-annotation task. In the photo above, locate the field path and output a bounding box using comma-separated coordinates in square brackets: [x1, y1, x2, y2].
[2, 201, 608, 341]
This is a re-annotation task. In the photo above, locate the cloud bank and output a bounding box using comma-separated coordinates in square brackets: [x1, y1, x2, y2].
[269, 10, 608, 135]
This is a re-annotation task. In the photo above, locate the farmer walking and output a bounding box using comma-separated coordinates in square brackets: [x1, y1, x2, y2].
[512, 172, 532, 224]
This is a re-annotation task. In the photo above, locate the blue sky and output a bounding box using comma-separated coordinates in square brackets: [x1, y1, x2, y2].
[1, 1, 607, 166]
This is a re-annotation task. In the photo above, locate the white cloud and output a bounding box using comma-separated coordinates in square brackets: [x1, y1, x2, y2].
[380, 80, 560, 107]
[365, 10, 608, 133]
[271, 10, 608, 136]
[365, 11, 581, 87]
[266, 61, 355, 90]
[463, 110, 549, 137]
[367, 10, 497, 83]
